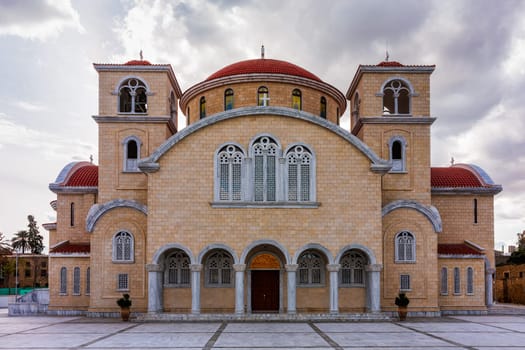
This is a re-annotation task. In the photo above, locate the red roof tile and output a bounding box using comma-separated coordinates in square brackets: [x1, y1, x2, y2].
[431, 167, 483, 188]
[64, 165, 98, 187]
[50, 242, 90, 254]
[124, 60, 152, 66]
[206, 58, 322, 82]
[377, 61, 404, 67]
[438, 244, 484, 256]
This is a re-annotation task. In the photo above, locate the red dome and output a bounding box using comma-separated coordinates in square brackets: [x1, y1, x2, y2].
[64, 164, 98, 187]
[206, 58, 322, 82]
[377, 61, 404, 67]
[431, 167, 483, 188]
[124, 60, 152, 66]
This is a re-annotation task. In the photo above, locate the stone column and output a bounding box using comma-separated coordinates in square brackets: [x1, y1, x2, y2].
[486, 267, 495, 307]
[366, 264, 383, 313]
[285, 264, 298, 314]
[146, 264, 163, 313]
[190, 264, 202, 315]
[327, 264, 340, 314]
[234, 264, 246, 315]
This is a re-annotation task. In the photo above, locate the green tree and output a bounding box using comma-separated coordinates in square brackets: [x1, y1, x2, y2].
[0, 232, 12, 254]
[26, 215, 44, 254]
[508, 230, 525, 264]
[11, 230, 30, 254]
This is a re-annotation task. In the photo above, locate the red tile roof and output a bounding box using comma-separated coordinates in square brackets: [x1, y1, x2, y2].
[50, 241, 90, 254]
[377, 61, 404, 67]
[206, 58, 322, 82]
[431, 167, 483, 188]
[438, 243, 484, 256]
[124, 59, 152, 66]
[64, 164, 98, 187]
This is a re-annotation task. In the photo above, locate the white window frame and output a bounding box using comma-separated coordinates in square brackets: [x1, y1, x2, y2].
[73, 267, 81, 295]
[214, 143, 246, 202]
[164, 250, 191, 288]
[380, 78, 414, 115]
[339, 251, 365, 287]
[115, 76, 150, 114]
[250, 135, 281, 202]
[117, 273, 129, 291]
[122, 135, 142, 172]
[285, 144, 316, 202]
[205, 250, 234, 288]
[388, 136, 407, 173]
[112, 231, 134, 263]
[297, 250, 325, 287]
[395, 231, 416, 263]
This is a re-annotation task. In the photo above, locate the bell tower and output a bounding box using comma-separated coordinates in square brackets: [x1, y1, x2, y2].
[93, 59, 182, 203]
[346, 60, 435, 206]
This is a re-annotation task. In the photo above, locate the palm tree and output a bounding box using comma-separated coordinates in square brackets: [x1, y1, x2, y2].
[0, 232, 12, 254]
[11, 230, 31, 254]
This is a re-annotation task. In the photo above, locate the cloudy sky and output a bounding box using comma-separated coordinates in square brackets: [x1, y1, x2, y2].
[0, 0, 523, 252]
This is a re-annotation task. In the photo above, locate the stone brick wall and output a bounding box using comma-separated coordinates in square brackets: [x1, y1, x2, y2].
[47, 256, 90, 311]
[494, 264, 525, 304]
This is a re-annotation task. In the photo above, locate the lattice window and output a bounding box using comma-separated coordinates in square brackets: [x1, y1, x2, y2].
[395, 231, 415, 262]
[73, 267, 81, 295]
[165, 250, 190, 287]
[441, 267, 448, 295]
[340, 251, 365, 286]
[206, 251, 233, 287]
[253, 136, 278, 202]
[113, 231, 134, 262]
[60, 267, 67, 295]
[286, 145, 312, 201]
[466, 267, 474, 295]
[454, 267, 461, 294]
[86, 267, 91, 295]
[297, 251, 324, 285]
[400, 274, 411, 291]
[382, 79, 410, 114]
[117, 273, 129, 290]
[119, 78, 148, 113]
[217, 145, 244, 201]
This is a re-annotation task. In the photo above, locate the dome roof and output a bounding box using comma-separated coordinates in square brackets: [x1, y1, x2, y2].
[124, 60, 152, 66]
[49, 161, 98, 193]
[206, 58, 322, 82]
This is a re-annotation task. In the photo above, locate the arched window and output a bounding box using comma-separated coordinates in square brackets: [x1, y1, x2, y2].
[252, 136, 279, 201]
[320, 97, 327, 119]
[206, 250, 233, 287]
[164, 250, 190, 287]
[395, 231, 415, 262]
[216, 144, 244, 201]
[60, 267, 67, 294]
[466, 267, 474, 294]
[113, 231, 134, 262]
[389, 136, 406, 172]
[441, 267, 448, 295]
[199, 96, 206, 119]
[292, 89, 302, 110]
[454, 267, 461, 294]
[257, 86, 270, 106]
[383, 79, 410, 114]
[118, 78, 148, 113]
[73, 267, 80, 295]
[340, 251, 365, 286]
[297, 251, 324, 285]
[123, 136, 141, 172]
[286, 145, 314, 201]
[70, 202, 75, 227]
[86, 267, 91, 295]
[224, 89, 234, 110]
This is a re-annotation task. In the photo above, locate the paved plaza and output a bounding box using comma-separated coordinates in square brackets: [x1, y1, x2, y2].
[1, 309, 525, 349]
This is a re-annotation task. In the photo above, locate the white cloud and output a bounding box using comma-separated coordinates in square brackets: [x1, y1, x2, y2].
[12, 100, 48, 112]
[0, 0, 85, 41]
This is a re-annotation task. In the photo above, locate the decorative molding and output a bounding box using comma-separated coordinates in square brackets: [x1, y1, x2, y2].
[210, 201, 320, 208]
[86, 199, 147, 232]
[382, 199, 443, 233]
[431, 187, 502, 195]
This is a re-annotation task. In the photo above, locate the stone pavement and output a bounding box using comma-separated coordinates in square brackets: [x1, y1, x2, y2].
[1, 308, 525, 349]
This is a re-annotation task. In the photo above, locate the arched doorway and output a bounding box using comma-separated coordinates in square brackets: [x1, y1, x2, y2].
[250, 253, 281, 312]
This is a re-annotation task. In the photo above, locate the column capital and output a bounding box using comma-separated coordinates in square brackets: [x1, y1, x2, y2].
[233, 264, 246, 272]
[190, 264, 203, 272]
[327, 264, 341, 272]
[365, 264, 383, 272]
[486, 268, 496, 275]
[145, 263, 163, 272]
[285, 264, 298, 272]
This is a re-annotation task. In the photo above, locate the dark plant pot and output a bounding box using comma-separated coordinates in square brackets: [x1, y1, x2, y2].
[120, 307, 130, 321]
[398, 306, 408, 321]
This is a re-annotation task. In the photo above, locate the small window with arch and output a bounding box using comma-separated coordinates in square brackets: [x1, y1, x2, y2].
[199, 96, 206, 119]
[292, 89, 302, 110]
[389, 136, 407, 172]
[224, 89, 234, 110]
[257, 86, 270, 106]
[119, 78, 148, 113]
[383, 79, 410, 115]
[123, 136, 141, 172]
[320, 96, 327, 119]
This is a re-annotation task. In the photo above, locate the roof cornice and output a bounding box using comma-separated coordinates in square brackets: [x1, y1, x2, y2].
[49, 184, 98, 194]
[180, 73, 347, 114]
[431, 186, 503, 195]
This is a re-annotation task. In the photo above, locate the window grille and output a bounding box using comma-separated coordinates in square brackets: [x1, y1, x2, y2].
[165, 251, 190, 287]
[297, 251, 323, 285]
[218, 145, 244, 201]
[206, 251, 233, 287]
[441, 267, 448, 295]
[454, 267, 460, 294]
[467, 267, 474, 294]
[113, 231, 133, 262]
[395, 231, 415, 262]
[253, 136, 278, 202]
[118, 273, 129, 290]
[400, 274, 411, 291]
[86, 267, 90, 295]
[340, 251, 365, 286]
[60, 267, 67, 294]
[73, 267, 80, 295]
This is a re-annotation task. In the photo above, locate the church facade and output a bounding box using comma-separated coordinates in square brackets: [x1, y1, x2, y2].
[44, 52, 502, 317]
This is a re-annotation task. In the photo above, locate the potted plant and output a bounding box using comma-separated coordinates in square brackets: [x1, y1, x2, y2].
[395, 292, 410, 321]
[116, 293, 132, 321]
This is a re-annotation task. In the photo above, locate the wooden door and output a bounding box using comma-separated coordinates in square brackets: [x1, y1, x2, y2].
[251, 270, 279, 312]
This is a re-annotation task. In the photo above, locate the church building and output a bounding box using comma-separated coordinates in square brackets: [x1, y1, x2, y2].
[44, 49, 502, 317]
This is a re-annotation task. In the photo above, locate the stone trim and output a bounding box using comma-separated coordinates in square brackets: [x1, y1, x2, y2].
[382, 200, 442, 233]
[438, 254, 485, 259]
[139, 106, 391, 174]
[431, 187, 502, 195]
[86, 199, 147, 233]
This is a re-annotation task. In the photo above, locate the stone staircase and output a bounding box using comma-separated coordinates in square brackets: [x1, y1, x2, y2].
[488, 303, 525, 315]
[8, 289, 49, 316]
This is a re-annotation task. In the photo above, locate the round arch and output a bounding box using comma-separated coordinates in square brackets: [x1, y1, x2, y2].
[335, 244, 377, 265]
[293, 243, 334, 264]
[151, 243, 195, 265]
[197, 243, 239, 264]
[240, 239, 291, 265]
[86, 199, 147, 233]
